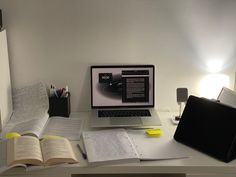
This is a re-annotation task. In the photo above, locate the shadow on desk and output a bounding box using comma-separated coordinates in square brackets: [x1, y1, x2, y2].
[72, 174, 185, 177]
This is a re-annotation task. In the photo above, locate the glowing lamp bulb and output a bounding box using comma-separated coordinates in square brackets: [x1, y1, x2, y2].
[207, 60, 223, 73]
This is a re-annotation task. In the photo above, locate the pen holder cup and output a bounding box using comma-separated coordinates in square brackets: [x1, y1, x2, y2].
[48, 93, 71, 117]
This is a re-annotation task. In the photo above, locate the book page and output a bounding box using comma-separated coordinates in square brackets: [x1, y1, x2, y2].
[1, 82, 49, 138]
[42, 117, 84, 140]
[10, 82, 49, 122]
[7, 136, 43, 166]
[82, 129, 139, 165]
[11, 82, 48, 119]
[40, 138, 78, 165]
[218, 87, 236, 108]
[0, 140, 28, 173]
[2, 115, 48, 138]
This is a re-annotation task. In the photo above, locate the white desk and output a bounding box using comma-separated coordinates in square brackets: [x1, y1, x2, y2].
[1, 111, 236, 177]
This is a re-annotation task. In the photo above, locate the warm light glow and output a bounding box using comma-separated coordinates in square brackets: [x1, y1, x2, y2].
[173, 2, 236, 74]
[207, 59, 223, 73]
[199, 74, 229, 99]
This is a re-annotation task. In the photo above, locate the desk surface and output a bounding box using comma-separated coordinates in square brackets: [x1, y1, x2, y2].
[2, 111, 236, 177]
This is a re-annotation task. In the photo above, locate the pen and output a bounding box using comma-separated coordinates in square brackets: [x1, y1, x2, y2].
[77, 144, 87, 160]
[54, 89, 59, 98]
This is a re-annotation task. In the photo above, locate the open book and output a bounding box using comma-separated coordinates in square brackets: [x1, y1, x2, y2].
[1, 82, 84, 140]
[7, 136, 78, 166]
[82, 129, 187, 166]
[1, 82, 50, 138]
[217, 87, 236, 108]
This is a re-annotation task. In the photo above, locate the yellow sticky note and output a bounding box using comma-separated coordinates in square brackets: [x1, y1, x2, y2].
[145, 128, 163, 137]
[5, 132, 21, 138]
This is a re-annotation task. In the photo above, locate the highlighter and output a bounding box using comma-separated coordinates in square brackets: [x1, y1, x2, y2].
[5, 132, 21, 138]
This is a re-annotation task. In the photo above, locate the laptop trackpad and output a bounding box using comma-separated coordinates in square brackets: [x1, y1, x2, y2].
[110, 117, 143, 126]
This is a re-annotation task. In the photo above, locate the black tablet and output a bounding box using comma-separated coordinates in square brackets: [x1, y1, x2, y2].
[174, 95, 236, 162]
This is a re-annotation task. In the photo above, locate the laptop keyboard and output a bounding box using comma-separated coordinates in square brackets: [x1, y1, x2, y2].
[98, 109, 151, 118]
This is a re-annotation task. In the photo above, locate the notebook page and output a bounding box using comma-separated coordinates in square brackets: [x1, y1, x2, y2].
[82, 129, 139, 165]
[127, 129, 188, 160]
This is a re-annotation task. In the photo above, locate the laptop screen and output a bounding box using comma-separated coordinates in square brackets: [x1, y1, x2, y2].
[91, 65, 155, 108]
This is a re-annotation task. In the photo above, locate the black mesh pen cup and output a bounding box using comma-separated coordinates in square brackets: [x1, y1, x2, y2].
[48, 92, 71, 117]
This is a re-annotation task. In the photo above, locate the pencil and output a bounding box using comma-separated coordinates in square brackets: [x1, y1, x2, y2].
[77, 144, 87, 160]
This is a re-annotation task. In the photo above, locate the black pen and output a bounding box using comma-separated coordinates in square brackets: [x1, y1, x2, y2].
[77, 144, 87, 160]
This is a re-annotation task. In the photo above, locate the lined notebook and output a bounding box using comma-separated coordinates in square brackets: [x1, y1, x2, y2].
[82, 129, 187, 166]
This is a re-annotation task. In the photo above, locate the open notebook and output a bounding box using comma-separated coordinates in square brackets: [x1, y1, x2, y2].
[82, 129, 187, 166]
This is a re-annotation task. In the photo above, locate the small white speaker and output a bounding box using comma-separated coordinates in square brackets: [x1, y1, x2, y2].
[177, 88, 188, 103]
[172, 88, 188, 125]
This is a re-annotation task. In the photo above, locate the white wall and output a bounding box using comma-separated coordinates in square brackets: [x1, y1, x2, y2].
[0, 0, 236, 111]
[0, 30, 12, 130]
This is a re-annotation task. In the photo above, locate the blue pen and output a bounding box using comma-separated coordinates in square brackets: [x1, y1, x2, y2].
[56, 89, 62, 98]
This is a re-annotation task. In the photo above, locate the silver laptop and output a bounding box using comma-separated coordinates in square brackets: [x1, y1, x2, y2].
[90, 65, 161, 127]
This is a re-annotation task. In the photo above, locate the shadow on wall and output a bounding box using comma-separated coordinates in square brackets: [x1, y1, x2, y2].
[76, 66, 91, 111]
